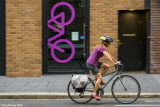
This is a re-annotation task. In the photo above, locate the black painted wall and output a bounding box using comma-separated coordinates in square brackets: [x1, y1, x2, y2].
[0, 0, 6, 75]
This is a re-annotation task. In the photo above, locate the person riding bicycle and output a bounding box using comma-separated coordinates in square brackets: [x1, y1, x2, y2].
[86, 35, 120, 100]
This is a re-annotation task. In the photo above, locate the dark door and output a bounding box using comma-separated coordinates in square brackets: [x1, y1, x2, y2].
[0, 0, 6, 75]
[118, 11, 146, 71]
[43, 0, 89, 74]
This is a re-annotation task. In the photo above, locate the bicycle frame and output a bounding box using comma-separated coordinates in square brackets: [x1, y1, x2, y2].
[91, 70, 123, 90]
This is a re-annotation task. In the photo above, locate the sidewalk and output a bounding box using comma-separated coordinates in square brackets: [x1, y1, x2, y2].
[0, 71, 160, 99]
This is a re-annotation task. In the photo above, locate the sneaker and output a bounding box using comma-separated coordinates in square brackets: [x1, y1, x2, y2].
[100, 80, 106, 85]
[91, 93, 101, 100]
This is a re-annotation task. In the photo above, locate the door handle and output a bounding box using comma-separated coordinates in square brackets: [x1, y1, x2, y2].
[83, 23, 87, 57]
[118, 40, 123, 47]
[119, 42, 123, 45]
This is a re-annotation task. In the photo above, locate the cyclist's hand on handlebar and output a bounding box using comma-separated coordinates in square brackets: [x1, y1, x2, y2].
[115, 61, 121, 65]
[115, 61, 123, 71]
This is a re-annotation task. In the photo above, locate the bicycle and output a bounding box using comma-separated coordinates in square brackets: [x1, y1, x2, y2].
[67, 62, 141, 104]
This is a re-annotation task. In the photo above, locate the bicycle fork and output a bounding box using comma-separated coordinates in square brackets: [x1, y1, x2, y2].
[118, 75, 127, 91]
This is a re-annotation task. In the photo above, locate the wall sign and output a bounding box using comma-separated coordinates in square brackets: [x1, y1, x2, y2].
[72, 32, 79, 41]
[48, 2, 75, 63]
[122, 34, 136, 37]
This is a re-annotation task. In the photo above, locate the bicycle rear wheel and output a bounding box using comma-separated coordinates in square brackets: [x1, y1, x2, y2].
[67, 77, 94, 104]
[111, 75, 141, 104]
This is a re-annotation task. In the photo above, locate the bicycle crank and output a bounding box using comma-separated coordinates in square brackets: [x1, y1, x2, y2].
[79, 93, 84, 98]
[97, 88, 104, 97]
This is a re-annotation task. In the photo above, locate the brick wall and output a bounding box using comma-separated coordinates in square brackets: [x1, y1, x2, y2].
[90, 0, 144, 72]
[150, 0, 160, 74]
[5, 0, 147, 77]
[6, 0, 42, 77]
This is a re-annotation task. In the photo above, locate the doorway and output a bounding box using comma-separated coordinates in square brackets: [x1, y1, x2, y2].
[42, 0, 89, 74]
[118, 10, 148, 71]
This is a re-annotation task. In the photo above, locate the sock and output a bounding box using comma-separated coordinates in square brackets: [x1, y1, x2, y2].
[91, 93, 96, 95]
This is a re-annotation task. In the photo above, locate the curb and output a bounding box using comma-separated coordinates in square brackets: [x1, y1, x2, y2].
[0, 93, 160, 99]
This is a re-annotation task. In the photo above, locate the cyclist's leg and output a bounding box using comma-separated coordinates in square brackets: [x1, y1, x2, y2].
[86, 62, 102, 98]
[93, 73, 102, 93]
[99, 63, 110, 75]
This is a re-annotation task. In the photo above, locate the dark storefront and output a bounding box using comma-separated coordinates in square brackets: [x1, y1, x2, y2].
[42, 0, 90, 74]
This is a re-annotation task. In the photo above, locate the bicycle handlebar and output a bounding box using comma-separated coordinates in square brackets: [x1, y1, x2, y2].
[115, 61, 124, 72]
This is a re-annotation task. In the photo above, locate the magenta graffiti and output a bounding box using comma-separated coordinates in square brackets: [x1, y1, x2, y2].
[48, 2, 75, 63]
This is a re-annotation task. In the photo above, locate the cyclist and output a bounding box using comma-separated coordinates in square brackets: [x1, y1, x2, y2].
[86, 35, 119, 100]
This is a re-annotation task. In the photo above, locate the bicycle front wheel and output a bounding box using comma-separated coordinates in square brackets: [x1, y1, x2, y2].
[111, 75, 141, 104]
[67, 77, 94, 104]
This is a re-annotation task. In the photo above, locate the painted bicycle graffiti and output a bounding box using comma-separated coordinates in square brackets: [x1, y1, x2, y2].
[48, 2, 75, 63]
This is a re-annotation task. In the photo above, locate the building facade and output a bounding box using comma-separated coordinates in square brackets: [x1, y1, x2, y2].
[0, 0, 159, 77]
